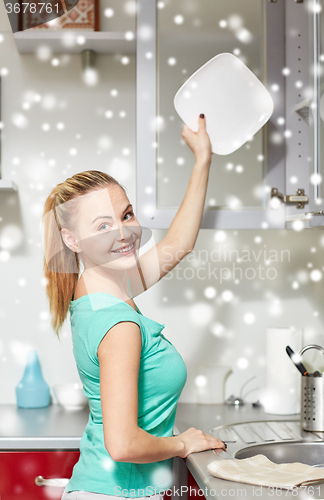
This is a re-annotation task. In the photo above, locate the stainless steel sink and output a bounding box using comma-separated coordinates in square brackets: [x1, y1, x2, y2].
[235, 441, 324, 467]
[206, 420, 324, 463]
[203, 420, 324, 498]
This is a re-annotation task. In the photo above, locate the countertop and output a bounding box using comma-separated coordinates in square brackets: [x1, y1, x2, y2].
[0, 403, 90, 449]
[174, 404, 305, 500]
[0, 403, 319, 499]
[0, 402, 294, 449]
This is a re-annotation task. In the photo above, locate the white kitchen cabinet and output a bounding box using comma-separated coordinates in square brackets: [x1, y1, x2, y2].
[306, 0, 324, 227]
[136, 0, 313, 229]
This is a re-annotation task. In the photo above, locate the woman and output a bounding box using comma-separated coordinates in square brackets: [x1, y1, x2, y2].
[42, 114, 226, 500]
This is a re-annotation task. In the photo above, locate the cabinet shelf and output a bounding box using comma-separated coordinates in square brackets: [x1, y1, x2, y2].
[0, 180, 18, 192]
[294, 98, 310, 124]
[13, 30, 136, 54]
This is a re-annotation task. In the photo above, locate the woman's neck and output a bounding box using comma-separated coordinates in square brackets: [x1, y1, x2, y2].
[78, 267, 131, 301]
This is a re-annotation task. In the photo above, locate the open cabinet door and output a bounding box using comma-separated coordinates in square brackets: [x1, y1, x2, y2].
[306, 0, 324, 227]
[136, 0, 286, 230]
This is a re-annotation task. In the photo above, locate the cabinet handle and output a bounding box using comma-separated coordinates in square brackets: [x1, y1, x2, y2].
[35, 476, 69, 488]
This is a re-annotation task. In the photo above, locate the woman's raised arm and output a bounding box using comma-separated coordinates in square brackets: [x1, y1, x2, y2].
[128, 114, 213, 297]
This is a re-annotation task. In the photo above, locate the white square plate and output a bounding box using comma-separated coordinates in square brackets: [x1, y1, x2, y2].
[174, 53, 274, 156]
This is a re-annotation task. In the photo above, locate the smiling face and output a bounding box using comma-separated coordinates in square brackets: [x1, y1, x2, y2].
[61, 184, 142, 272]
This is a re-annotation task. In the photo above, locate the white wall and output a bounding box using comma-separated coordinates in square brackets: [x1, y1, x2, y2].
[1, 3, 324, 408]
[0, 3, 139, 403]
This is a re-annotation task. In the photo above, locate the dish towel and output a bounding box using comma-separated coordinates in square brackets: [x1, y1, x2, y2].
[207, 455, 324, 490]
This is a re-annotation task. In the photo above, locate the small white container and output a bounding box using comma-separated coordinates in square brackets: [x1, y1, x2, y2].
[195, 364, 232, 404]
[53, 383, 88, 410]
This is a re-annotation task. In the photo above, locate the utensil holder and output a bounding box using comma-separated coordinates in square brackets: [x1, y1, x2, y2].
[300, 344, 324, 432]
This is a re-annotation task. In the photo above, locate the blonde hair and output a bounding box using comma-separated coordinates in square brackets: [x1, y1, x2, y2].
[42, 170, 126, 338]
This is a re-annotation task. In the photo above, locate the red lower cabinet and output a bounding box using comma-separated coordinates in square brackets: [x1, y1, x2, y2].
[188, 470, 207, 500]
[0, 450, 80, 500]
[163, 489, 172, 500]
[0, 451, 193, 500]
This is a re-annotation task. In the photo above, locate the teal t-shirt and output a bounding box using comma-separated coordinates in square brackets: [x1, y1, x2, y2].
[64, 291, 187, 497]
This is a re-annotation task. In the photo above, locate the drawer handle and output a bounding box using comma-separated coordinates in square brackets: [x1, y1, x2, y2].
[35, 476, 69, 488]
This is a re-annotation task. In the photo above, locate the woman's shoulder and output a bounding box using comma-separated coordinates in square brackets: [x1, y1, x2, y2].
[72, 278, 137, 310]
[71, 293, 138, 314]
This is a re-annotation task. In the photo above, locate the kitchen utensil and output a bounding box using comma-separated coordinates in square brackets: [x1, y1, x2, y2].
[53, 383, 88, 410]
[173, 52, 274, 155]
[195, 364, 232, 404]
[15, 349, 50, 409]
[286, 345, 309, 376]
[300, 344, 324, 431]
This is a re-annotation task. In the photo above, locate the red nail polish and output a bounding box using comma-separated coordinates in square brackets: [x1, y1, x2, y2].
[200, 113, 204, 118]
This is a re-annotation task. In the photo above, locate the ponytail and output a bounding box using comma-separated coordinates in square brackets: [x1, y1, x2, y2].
[42, 171, 126, 338]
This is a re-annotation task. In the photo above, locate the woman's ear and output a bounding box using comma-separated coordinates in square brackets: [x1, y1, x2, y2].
[60, 228, 81, 253]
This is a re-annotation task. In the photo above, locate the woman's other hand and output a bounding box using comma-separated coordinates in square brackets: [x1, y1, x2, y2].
[176, 427, 226, 459]
[181, 114, 213, 165]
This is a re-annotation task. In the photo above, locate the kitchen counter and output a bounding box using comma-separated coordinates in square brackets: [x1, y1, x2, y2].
[0, 403, 319, 499]
[175, 404, 324, 500]
[0, 402, 296, 449]
[175, 401, 300, 432]
[0, 403, 90, 449]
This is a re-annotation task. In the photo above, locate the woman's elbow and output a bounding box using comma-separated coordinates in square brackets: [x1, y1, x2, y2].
[105, 444, 124, 462]
[103, 425, 139, 462]
[105, 439, 131, 462]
